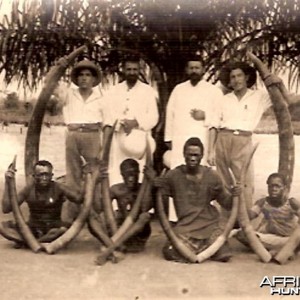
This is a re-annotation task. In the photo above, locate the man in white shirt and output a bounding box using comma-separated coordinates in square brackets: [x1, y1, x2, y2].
[164, 56, 223, 168]
[55, 59, 112, 221]
[209, 61, 294, 210]
[106, 57, 159, 185]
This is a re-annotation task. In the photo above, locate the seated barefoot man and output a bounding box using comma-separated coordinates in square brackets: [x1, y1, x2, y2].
[108, 159, 154, 253]
[155, 137, 241, 263]
[1, 160, 83, 247]
[235, 173, 300, 256]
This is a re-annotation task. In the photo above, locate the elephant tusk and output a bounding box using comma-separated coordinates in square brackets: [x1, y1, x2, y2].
[236, 144, 272, 263]
[6, 156, 42, 253]
[24, 45, 87, 183]
[95, 212, 151, 266]
[247, 51, 294, 192]
[196, 167, 239, 262]
[247, 51, 295, 263]
[43, 171, 94, 254]
[100, 122, 118, 236]
[111, 137, 152, 242]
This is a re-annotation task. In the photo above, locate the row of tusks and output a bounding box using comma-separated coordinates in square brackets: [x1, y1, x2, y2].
[5, 46, 297, 265]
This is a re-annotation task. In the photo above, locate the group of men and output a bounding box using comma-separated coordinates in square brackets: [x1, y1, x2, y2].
[1, 54, 300, 263]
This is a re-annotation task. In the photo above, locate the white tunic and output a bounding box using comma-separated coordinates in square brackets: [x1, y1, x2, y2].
[105, 80, 159, 185]
[165, 80, 223, 168]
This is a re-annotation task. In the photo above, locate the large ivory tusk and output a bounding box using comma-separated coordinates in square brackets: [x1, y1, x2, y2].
[237, 144, 272, 262]
[196, 168, 239, 262]
[247, 51, 295, 263]
[6, 156, 42, 252]
[95, 212, 151, 266]
[43, 171, 94, 254]
[111, 138, 152, 242]
[100, 123, 118, 236]
[24, 45, 87, 183]
[247, 51, 295, 191]
[44, 121, 116, 254]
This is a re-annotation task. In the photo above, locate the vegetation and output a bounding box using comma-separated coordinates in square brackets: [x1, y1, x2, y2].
[1, 0, 300, 164]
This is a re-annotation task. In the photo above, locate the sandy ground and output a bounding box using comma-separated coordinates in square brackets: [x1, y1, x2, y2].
[1, 124, 300, 300]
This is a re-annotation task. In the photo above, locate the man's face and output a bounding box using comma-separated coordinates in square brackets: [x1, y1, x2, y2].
[77, 69, 96, 89]
[184, 145, 203, 169]
[123, 62, 140, 85]
[122, 168, 139, 190]
[186, 61, 204, 84]
[229, 68, 248, 92]
[33, 165, 53, 188]
[267, 177, 285, 202]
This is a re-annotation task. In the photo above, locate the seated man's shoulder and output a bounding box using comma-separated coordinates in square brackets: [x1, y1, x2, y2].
[19, 182, 35, 196]
[110, 183, 128, 197]
[288, 197, 300, 210]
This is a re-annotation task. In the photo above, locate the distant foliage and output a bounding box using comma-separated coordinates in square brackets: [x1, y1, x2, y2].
[4, 92, 19, 109]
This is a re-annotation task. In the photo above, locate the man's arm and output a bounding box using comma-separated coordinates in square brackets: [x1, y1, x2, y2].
[289, 198, 300, 219]
[58, 183, 83, 204]
[248, 198, 265, 220]
[207, 127, 218, 166]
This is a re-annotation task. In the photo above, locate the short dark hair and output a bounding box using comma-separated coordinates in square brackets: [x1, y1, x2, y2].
[183, 137, 204, 154]
[185, 54, 204, 66]
[34, 160, 53, 171]
[266, 173, 286, 186]
[120, 159, 139, 174]
[122, 55, 140, 67]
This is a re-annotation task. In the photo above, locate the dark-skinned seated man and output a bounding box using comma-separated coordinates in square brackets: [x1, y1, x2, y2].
[0, 160, 84, 248]
[154, 137, 241, 263]
[97, 158, 154, 253]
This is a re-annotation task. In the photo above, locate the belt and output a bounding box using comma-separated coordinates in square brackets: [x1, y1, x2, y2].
[67, 123, 102, 132]
[219, 128, 252, 136]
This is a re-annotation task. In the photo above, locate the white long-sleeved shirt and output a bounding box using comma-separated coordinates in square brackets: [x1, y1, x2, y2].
[215, 89, 271, 131]
[105, 80, 159, 131]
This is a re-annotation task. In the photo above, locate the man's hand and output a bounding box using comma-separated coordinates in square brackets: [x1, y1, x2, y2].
[120, 119, 139, 135]
[264, 74, 282, 87]
[143, 165, 157, 182]
[231, 183, 242, 197]
[5, 164, 16, 179]
[153, 177, 166, 188]
[190, 109, 205, 121]
[207, 151, 216, 166]
[57, 57, 69, 68]
[98, 162, 109, 181]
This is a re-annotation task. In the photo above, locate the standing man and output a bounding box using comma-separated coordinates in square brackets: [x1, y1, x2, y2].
[209, 61, 295, 210]
[164, 56, 223, 169]
[106, 57, 159, 185]
[55, 59, 112, 222]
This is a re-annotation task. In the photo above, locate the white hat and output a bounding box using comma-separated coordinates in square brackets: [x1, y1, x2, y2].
[119, 129, 156, 160]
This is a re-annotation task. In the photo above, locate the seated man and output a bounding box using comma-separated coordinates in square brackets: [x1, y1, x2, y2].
[155, 137, 241, 263]
[235, 173, 300, 256]
[1, 160, 83, 248]
[109, 159, 153, 253]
